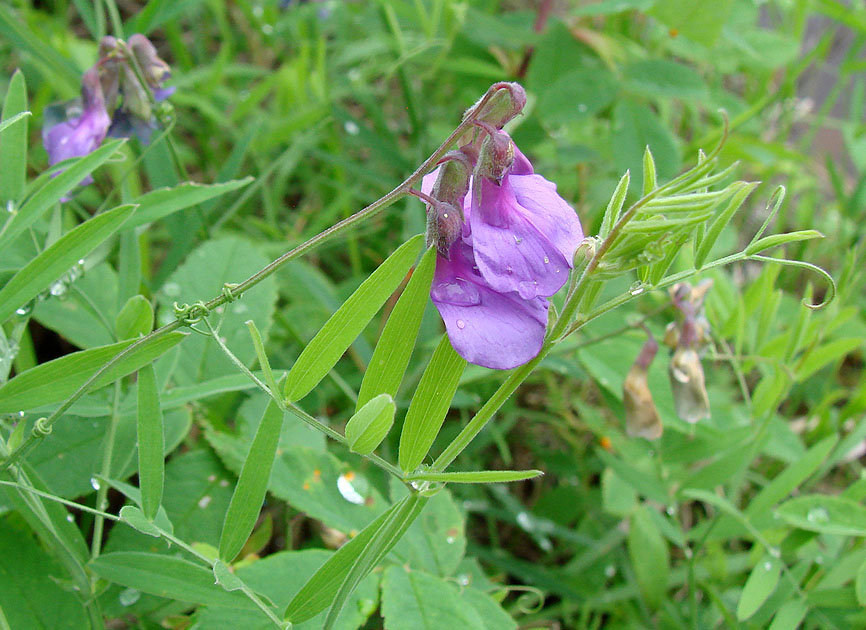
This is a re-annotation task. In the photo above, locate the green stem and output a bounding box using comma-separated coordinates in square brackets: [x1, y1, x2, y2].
[91, 380, 122, 559]
[103, 0, 124, 38]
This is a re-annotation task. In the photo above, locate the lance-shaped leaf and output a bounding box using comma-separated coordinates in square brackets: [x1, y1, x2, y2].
[0, 70, 28, 203]
[404, 469, 543, 484]
[285, 493, 427, 624]
[122, 178, 254, 230]
[0, 139, 125, 250]
[399, 335, 467, 473]
[0, 203, 136, 323]
[137, 363, 164, 520]
[285, 234, 424, 402]
[356, 245, 437, 409]
[219, 396, 285, 563]
[0, 332, 186, 413]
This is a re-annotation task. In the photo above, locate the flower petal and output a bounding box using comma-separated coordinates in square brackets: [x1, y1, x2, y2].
[470, 176, 570, 299]
[431, 241, 547, 369]
[509, 173, 584, 262]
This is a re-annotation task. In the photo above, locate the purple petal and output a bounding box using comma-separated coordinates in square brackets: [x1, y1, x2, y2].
[431, 241, 547, 369]
[153, 86, 176, 101]
[509, 172, 584, 261]
[43, 105, 110, 167]
[470, 175, 571, 299]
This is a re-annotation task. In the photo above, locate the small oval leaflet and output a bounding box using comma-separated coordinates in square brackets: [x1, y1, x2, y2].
[345, 393, 395, 455]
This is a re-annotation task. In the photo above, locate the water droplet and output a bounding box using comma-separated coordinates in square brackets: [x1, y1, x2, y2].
[262, 24, 274, 35]
[516, 512, 533, 530]
[513, 235, 522, 244]
[763, 561, 773, 571]
[207, 474, 216, 482]
[629, 282, 645, 296]
[337, 474, 365, 505]
[17, 411, 24, 418]
[457, 574, 470, 586]
[604, 564, 616, 578]
[119, 588, 141, 607]
[816, 555, 824, 565]
[456, 319, 465, 329]
[6, 200, 15, 213]
[215, 306, 224, 314]
[666, 505, 676, 516]
[66, 514, 75, 522]
[163, 282, 181, 297]
[807, 506, 829, 524]
[431, 279, 481, 306]
[49, 280, 67, 297]
[232, 303, 248, 314]
[505, 265, 513, 274]
[15, 307, 28, 316]
[769, 547, 781, 558]
[344, 121, 360, 135]
[577, 103, 587, 113]
[543, 256, 549, 264]
[90, 478, 101, 491]
[252, 4, 263, 17]
[198, 495, 212, 509]
[446, 536, 456, 544]
[219, 479, 229, 487]
[348, 69, 361, 82]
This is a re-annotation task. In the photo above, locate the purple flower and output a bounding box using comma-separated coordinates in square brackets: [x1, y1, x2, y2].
[42, 68, 111, 186]
[469, 138, 584, 300]
[422, 134, 583, 370]
[431, 239, 548, 369]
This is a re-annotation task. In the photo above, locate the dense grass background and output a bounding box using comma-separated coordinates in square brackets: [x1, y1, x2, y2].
[1, 1, 866, 628]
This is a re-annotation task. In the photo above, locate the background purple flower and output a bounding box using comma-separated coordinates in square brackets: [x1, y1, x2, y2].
[42, 68, 110, 187]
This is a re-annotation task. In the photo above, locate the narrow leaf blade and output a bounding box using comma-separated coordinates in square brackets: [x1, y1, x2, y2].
[398, 334, 467, 473]
[123, 178, 254, 230]
[285, 234, 424, 402]
[404, 469, 543, 484]
[356, 245, 437, 409]
[219, 396, 285, 562]
[136, 363, 164, 520]
[0, 203, 136, 323]
[0, 70, 28, 203]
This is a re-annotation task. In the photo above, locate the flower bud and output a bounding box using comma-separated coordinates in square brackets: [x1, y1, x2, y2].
[431, 150, 473, 207]
[623, 334, 663, 440]
[80, 67, 106, 111]
[98, 36, 122, 114]
[426, 200, 464, 258]
[468, 82, 527, 130]
[121, 65, 152, 121]
[669, 347, 710, 424]
[128, 34, 172, 88]
[475, 129, 514, 184]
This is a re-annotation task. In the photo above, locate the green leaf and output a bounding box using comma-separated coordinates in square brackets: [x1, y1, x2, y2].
[213, 560, 246, 592]
[599, 170, 631, 240]
[0, 6, 80, 88]
[627, 506, 670, 608]
[219, 397, 285, 563]
[116, 295, 154, 340]
[122, 178, 254, 230]
[356, 245, 437, 409]
[745, 230, 824, 256]
[695, 182, 758, 268]
[285, 235, 424, 402]
[345, 394, 395, 455]
[623, 59, 708, 99]
[642, 146, 657, 196]
[118, 505, 161, 537]
[737, 556, 782, 620]
[536, 68, 618, 125]
[0, 139, 126, 251]
[89, 552, 254, 608]
[650, 0, 734, 45]
[381, 566, 487, 630]
[0, 332, 186, 413]
[0, 204, 135, 323]
[285, 493, 427, 624]
[768, 600, 809, 630]
[193, 549, 379, 630]
[795, 338, 862, 381]
[399, 335, 467, 473]
[572, 0, 654, 15]
[775, 495, 866, 537]
[0, 519, 89, 630]
[745, 435, 837, 519]
[0, 70, 28, 204]
[613, 100, 679, 192]
[404, 470, 543, 484]
[137, 363, 164, 520]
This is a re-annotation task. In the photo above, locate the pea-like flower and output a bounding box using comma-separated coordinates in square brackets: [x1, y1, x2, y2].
[42, 68, 111, 184]
[623, 331, 663, 440]
[420, 127, 583, 369]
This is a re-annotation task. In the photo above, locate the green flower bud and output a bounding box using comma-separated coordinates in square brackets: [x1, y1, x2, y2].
[468, 82, 527, 130]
